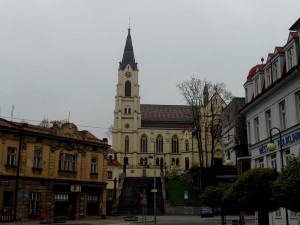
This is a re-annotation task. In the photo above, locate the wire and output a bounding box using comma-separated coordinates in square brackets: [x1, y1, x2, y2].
[0, 116, 110, 130]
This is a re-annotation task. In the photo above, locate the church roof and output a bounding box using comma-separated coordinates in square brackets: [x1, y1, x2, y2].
[119, 29, 137, 71]
[140, 104, 194, 129]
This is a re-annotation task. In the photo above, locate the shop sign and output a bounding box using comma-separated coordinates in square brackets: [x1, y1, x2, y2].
[70, 185, 81, 192]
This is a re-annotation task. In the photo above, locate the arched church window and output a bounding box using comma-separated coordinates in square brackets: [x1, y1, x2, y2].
[185, 157, 189, 170]
[156, 158, 160, 166]
[156, 135, 163, 153]
[125, 136, 129, 152]
[128, 108, 131, 114]
[125, 81, 131, 97]
[185, 140, 189, 152]
[176, 158, 179, 166]
[124, 108, 127, 114]
[172, 135, 179, 153]
[140, 134, 148, 153]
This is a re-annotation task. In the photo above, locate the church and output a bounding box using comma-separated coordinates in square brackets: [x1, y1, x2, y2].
[112, 28, 224, 178]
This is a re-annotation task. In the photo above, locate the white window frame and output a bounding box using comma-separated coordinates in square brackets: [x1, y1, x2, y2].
[255, 78, 259, 96]
[91, 157, 98, 174]
[265, 109, 272, 138]
[29, 192, 40, 215]
[247, 121, 251, 145]
[273, 61, 279, 80]
[7, 147, 16, 166]
[266, 67, 272, 86]
[254, 117, 260, 143]
[287, 46, 294, 70]
[59, 153, 77, 172]
[279, 100, 287, 130]
[257, 158, 264, 168]
[34, 150, 42, 168]
[270, 154, 277, 169]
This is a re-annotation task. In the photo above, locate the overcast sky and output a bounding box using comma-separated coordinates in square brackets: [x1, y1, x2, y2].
[1, 0, 299, 144]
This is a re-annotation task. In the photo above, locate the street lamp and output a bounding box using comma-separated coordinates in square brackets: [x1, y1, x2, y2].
[267, 127, 289, 225]
[149, 153, 157, 225]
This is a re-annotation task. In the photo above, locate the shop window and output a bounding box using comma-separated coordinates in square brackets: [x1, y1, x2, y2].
[29, 192, 40, 215]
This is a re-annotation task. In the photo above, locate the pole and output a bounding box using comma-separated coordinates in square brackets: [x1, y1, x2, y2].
[153, 153, 157, 225]
[270, 127, 289, 225]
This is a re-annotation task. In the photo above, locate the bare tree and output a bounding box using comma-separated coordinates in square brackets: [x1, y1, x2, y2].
[105, 125, 114, 141]
[177, 77, 233, 168]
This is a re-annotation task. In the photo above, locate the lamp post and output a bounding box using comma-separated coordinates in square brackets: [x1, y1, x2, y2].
[149, 153, 157, 225]
[267, 127, 289, 225]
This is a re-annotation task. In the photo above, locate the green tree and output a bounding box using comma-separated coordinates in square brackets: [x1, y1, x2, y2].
[200, 183, 230, 208]
[272, 157, 300, 211]
[223, 168, 279, 225]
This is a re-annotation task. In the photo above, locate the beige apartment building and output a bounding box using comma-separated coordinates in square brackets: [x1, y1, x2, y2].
[0, 118, 109, 221]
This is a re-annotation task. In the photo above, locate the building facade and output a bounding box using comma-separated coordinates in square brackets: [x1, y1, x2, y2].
[222, 97, 250, 174]
[0, 118, 109, 221]
[112, 29, 225, 178]
[240, 18, 300, 225]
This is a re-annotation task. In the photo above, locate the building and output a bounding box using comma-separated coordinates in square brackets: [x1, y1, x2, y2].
[0, 118, 109, 221]
[112, 28, 226, 179]
[222, 97, 250, 174]
[240, 18, 300, 225]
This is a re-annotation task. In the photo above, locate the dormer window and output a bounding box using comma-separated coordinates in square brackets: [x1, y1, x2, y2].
[273, 61, 279, 81]
[254, 77, 259, 96]
[266, 67, 272, 87]
[287, 46, 294, 70]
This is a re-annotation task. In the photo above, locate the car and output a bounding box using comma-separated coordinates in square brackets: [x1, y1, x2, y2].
[201, 206, 214, 217]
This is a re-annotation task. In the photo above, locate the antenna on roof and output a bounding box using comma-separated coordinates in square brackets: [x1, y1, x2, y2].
[11, 105, 14, 121]
[128, 17, 131, 32]
[261, 57, 264, 64]
[68, 111, 71, 123]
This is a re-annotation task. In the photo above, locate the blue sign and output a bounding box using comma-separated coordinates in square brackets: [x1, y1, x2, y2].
[259, 130, 300, 155]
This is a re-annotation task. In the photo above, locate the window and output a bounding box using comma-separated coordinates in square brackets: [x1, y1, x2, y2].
[140, 135, 148, 153]
[33, 150, 42, 168]
[265, 110, 272, 137]
[54, 193, 68, 202]
[270, 154, 277, 169]
[290, 211, 297, 218]
[91, 157, 98, 174]
[171, 135, 179, 153]
[29, 192, 40, 215]
[185, 140, 189, 152]
[59, 153, 77, 171]
[6, 147, 16, 166]
[296, 91, 300, 122]
[266, 67, 272, 86]
[279, 101, 286, 130]
[275, 208, 282, 217]
[125, 81, 131, 96]
[156, 135, 163, 153]
[107, 171, 112, 179]
[257, 158, 264, 168]
[254, 117, 260, 143]
[247, 121, 251, 145]
[176, 158, 180, 166]
[125, 136, 129, 152]
[285, 149, 292, 166]
[273, 61, 279, 80]
[287, 46, 294, 70]
[254, 78, 259, 96]
[185, 157, 189, 170]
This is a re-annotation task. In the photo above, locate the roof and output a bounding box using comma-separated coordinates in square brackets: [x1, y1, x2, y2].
[0, 118, 104, 143]
[245, 64, 264, 83]
[140, 104, 194, 129]
[290, 17, 300, 30]
[119, 29, 137, 71]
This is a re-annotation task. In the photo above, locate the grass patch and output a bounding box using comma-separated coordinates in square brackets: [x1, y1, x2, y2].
[167, 179, 200, 205]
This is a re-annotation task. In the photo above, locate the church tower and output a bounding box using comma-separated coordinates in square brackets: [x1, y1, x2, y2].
[113, 28, 141, 166]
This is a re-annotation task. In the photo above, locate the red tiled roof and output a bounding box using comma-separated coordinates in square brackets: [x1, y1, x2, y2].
[107, 159, 122, 166]
[107, 147, 117, 154]
[275, 46, 285, 53]
[290, 31, 298, 38]
[141, 104, 193, 129]
[246, 64, 264, 83]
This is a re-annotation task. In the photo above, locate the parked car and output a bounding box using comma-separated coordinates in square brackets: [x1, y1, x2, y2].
[201, 207, 214, 217]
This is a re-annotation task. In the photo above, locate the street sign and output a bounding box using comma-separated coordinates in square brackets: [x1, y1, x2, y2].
[151, 189, 157, 192]
[184, 190, 188, 199]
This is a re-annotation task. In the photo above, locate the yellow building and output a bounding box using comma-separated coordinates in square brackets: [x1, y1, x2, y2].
[112, 29, 225, 178]
[0, 118, 109, 221]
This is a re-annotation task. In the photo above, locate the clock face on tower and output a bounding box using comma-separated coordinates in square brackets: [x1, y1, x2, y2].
[125, 71, 132, 78]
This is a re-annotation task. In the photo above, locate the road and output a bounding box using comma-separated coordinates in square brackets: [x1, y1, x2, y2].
[4, 215, 256, 225]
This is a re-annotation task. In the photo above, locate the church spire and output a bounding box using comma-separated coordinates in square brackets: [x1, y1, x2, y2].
[119, 28, 137, 71]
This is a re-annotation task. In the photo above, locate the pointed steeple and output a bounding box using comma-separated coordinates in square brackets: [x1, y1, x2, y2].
[119, 28, 137, 71]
